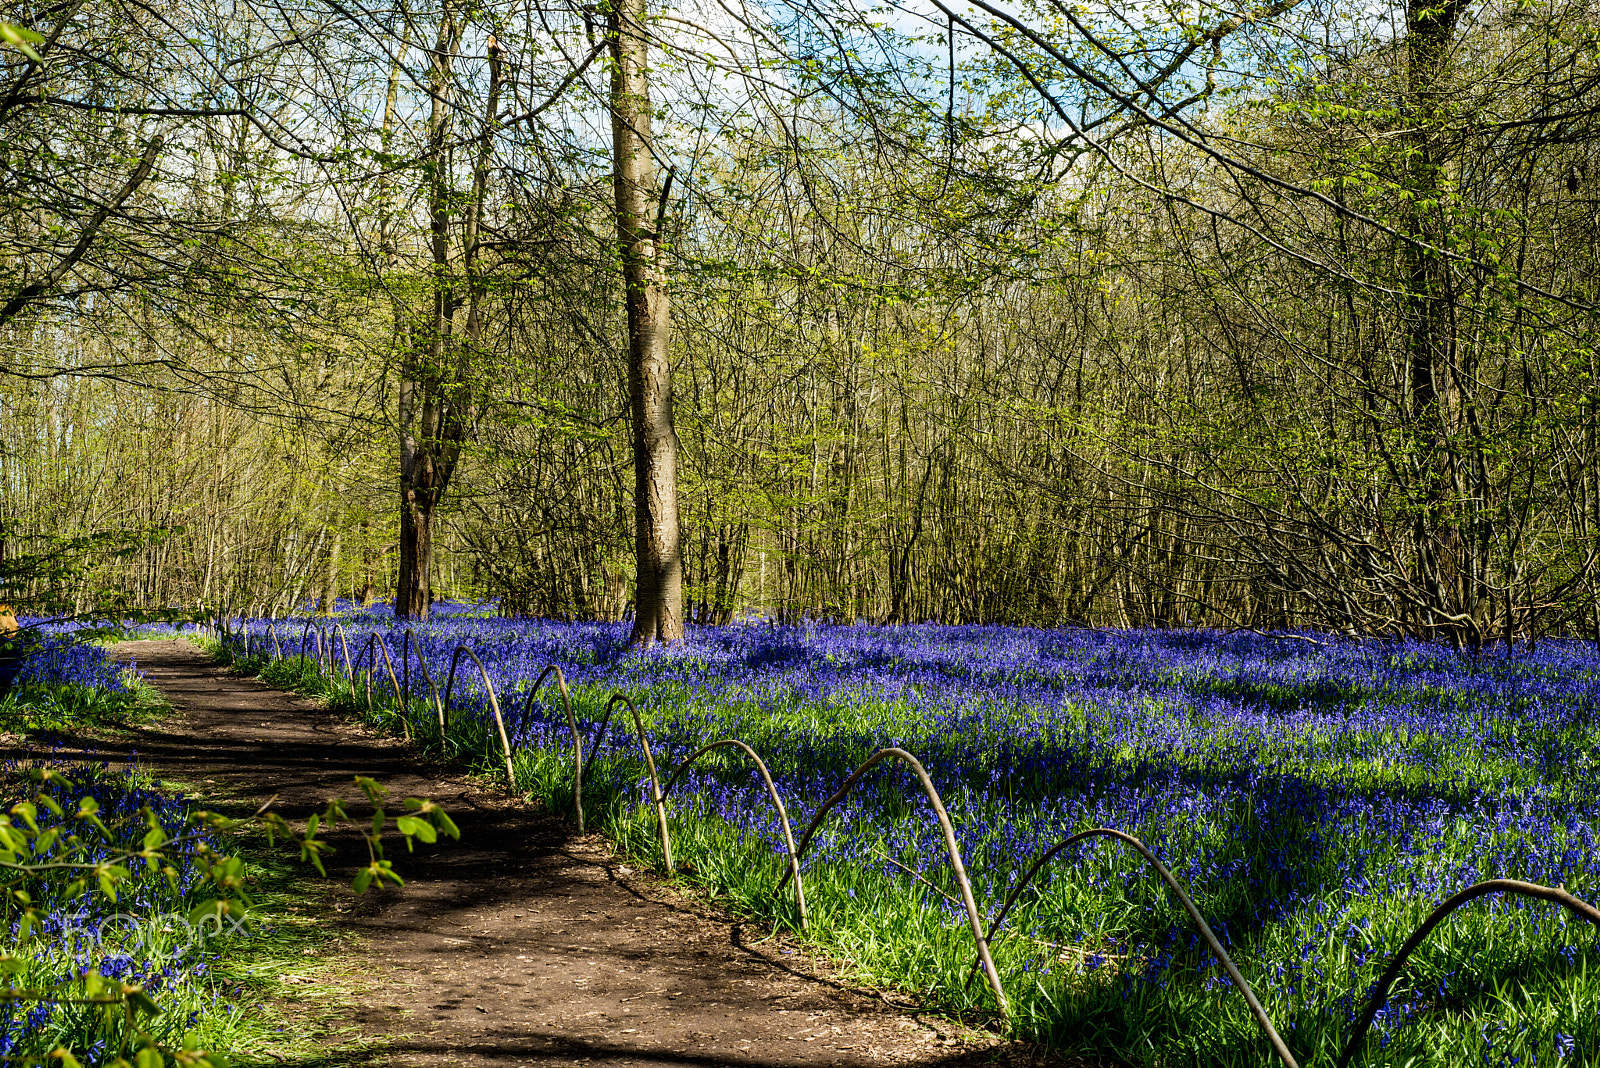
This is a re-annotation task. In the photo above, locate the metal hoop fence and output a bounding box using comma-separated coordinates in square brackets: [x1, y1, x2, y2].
[213, 613, 1600, 1065]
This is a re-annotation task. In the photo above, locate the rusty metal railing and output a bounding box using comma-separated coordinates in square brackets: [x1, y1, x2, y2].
[330, 623, 353, 679]
[297, 619, 324, 669]
[772, 747, 1006, 1012]
[961, 827, 1288, 1059]
[1332, 880, 1600, 1068]
[349, 631, 407, 742]
[400, 629, 444, 728]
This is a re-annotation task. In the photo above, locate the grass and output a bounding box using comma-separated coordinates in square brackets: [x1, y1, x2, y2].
[0, 647, 393, 1067]
[216, 621, 1600, 1068]
[0, 678, 166, 738]
[163, 791, 387, 1066]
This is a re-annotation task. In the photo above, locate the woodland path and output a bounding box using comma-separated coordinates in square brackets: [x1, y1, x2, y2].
[78, 639, 1054, 1068]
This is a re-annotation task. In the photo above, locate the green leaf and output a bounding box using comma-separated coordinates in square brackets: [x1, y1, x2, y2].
[11, 802, 38, 834]
[433, 809, 460, 840]
[395, 815, 436, 844]
[124, 984, 163, 1018]
[188, 900, 223, 926]
[299, 837, 329, 876]
[0, 24, 44, 62]
[184, 1051, 230, 1068]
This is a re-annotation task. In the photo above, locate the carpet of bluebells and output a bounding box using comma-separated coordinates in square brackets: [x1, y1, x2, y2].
[230, 603, 1600, 1067]
[0, 633, 322, 1065]
[3, 627, 135, 691]
[0, 634, 246, 1063]
[0, 620, 144, 735]
[0, 757, 222, 1062]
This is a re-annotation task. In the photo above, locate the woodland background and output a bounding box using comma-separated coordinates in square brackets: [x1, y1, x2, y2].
[0, 0, 1596, 644]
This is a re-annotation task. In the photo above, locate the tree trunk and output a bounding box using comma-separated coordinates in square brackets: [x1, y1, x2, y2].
[1403, 0, 1468, 643]
[319, 526, 342, 615]
[395, 3, 466, 620]
[610, 0, 682, 646]
[397, 489, 436, 615]
[360, 519, 377, 607]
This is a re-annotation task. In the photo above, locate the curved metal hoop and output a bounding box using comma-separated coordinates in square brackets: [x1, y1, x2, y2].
[402, 629, 413, 702]
[362, 632, 407, 742]
[298, 619, 319, 666]
[522, 665, 584, 833]
[961, 828, 1292, 1065]
[577, 688, 650, 786]
[588, 692, 672, 874]
[443, 646, 516, 786]
[1334, 880, 1600, 1068]
[579, 696, 621, 785]
[328, 623, 354, 680]
[775, 748, 1008, 1018]
[442, 645, 462, 728]
[403, 629, 444, 729]
[659, 739, 808, 930]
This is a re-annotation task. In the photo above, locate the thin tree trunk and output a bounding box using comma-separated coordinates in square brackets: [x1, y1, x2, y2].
[360, 519, 377, 607]
[319, 527, 342, 615]
[1403, 0, 1467, 643]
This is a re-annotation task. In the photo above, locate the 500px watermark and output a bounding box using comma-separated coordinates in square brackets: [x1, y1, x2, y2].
[56, 909, 252, 960]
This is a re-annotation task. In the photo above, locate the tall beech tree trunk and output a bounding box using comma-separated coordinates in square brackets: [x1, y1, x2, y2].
[359, 519, 378, 607]
[609, 0, 682, 646]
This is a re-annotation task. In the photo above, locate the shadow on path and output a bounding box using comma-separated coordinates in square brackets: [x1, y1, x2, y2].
[17, 639, 1083, 1068]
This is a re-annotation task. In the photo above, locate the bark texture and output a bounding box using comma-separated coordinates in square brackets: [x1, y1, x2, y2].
[1402, 0, 1471, 641]
[610, 0, 683, 645]
[395, 3, 469, 620]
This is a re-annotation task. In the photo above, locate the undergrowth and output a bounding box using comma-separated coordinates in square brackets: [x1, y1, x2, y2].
[1, 642, 407, 1067]
[211, 621, 1600, 1068]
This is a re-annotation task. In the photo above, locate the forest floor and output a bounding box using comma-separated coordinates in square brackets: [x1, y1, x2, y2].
[57, 638, 1069, 1068]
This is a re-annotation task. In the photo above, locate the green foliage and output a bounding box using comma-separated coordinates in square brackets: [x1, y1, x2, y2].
[0, 699, 459, 1066]
[0, 521, 204, 640]
[256, 656, 331, 696]
[0, 22, 42, 61]
[0, 680, 157, 735]
[0, 765, 459, 1066]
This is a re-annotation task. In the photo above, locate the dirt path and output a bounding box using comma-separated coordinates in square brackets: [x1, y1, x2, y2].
[69, 639, 1047, 1068]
